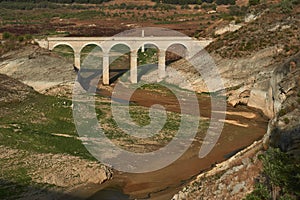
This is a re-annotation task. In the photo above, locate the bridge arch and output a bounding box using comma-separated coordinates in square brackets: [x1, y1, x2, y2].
[166, 43, 189, 62]
[80, 43, 103, 68]
[105, 43, 131, 84]
[108, 42, 132, 53]
[51, 42, 75, 52]
[137, 43, 159, 65]
[79, 43, 103, 54]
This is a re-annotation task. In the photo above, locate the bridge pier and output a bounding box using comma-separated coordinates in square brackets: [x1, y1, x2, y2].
[158, 50, 166, 80]
[130, 50, 138, 84]
[103, 53, 110, 85]
[74, 52, 81, 69]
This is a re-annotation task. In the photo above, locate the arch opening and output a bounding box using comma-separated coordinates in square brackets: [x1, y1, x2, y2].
[137, 43, 159, 66]
[136, 43, 160, 81]
[80, 44, 103, 66]
[52, 44, 74, 63]
[78, 44, 104, 90]
[166, 43, 188, 64]
[108, 44, 131, 84]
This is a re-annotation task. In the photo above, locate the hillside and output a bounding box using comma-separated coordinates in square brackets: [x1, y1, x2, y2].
[172, 1, 300, 200]
[0, 73, 113, 199]
[0, 73, 35, 103]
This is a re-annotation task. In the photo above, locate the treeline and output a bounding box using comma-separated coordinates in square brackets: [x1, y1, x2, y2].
[0, 0, 111, 10]
[151, 0, 236, 5]
[151, 0, 203, 5]
[0, 0, 111, 4]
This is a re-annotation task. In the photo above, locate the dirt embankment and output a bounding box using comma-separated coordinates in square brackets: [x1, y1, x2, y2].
[0, 73, 35, 103]
[0, 45, 76, 94]
[0, 145, 112, 200]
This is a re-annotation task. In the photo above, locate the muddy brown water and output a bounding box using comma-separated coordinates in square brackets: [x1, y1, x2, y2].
[72, 84, 268, 200]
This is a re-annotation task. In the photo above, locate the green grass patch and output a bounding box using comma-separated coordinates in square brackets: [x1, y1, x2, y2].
[0, 93, 94, 160]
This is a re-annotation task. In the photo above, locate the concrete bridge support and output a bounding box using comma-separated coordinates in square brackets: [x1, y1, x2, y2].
[103, 53, 110, 85]
[158, 50, 166, 80]
[74, 52, 81, 69]
[130, 50, 138, 84]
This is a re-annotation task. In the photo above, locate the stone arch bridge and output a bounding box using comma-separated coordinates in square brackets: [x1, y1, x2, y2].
[37, 37, 212, 84]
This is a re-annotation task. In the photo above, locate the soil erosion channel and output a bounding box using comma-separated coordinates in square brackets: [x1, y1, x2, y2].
[70, 84, 268, 200]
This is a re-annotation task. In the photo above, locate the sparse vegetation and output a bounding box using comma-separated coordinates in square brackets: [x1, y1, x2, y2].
[0, 94, 94, 160]
[284, 117, 290, 124]
[245, 148, 300, 200]
[0, 32, 34, 55]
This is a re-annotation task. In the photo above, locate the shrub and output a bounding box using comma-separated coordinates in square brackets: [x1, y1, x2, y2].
[3, 32, 11, 39]
[279, 0, 294, 14]
[249, 0, 260, 6]
[24, 34, 33, 40]
[245, 148, 300, 199]
[18, 36, 24, 42]
[283, 117, 290, 124]
[245, 183, 270, 200]
[278, 108, 287, 117]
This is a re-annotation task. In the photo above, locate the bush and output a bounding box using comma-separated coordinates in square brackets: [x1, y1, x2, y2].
[24, 34, 33, 40]
[245, 183, 270, 200]
[278, 108, 287, 117]
[3, 32, 11, 39]
[249, 0, 260, 6]
[283, 117, 290, 124]
[245, 148, 300, 200]
[279, 0, 294, 14]
[18, 36, 24, 42]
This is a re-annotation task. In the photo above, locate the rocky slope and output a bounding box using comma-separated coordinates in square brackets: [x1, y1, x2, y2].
[171, 2, 300, 200]
[171, 51, 300, 200]
[149, 2, 300, 120]
[0, 44, 76, 95]
[0, 73, 35, 103]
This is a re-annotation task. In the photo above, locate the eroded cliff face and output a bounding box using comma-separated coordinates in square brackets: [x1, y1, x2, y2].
[248, 52, 300, 119]
[263, 53, 300, 157]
